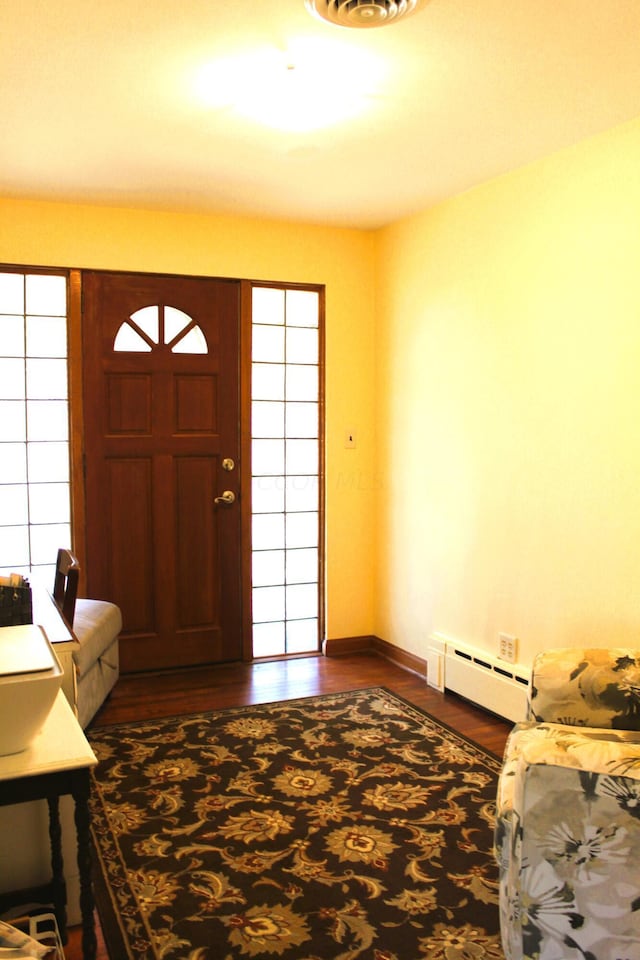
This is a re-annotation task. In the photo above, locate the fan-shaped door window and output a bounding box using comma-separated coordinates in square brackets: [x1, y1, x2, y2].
[113, 305, 208, 354]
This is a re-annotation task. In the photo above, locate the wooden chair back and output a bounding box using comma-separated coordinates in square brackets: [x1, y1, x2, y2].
[53, 548, 80, 629]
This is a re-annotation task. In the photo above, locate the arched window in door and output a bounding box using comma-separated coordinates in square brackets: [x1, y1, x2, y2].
[113, 305, 208, 354]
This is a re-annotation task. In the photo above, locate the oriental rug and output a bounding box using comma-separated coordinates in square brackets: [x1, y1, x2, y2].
[88, 687, 504, 960]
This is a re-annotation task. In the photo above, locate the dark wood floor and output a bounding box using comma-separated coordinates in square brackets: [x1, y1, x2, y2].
[66, 652, 513, 960]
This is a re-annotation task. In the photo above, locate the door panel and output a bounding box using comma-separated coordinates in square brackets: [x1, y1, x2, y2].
[82, 271, 242, 672]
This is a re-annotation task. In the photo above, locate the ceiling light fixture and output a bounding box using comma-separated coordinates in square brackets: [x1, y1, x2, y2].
[305, 0, 429, 28]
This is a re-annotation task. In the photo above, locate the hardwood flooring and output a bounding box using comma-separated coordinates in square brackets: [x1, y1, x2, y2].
[65, 652, 513, 960]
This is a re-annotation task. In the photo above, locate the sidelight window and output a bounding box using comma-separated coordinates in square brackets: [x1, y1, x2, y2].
[251, 285, 323, 657]
[0, 269, 71, 586]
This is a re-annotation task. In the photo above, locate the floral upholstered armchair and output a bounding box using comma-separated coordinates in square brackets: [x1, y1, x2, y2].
[494, 647, 640, 960]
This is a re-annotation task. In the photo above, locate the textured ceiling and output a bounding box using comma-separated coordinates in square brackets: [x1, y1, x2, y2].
[3, 0, 640, 228]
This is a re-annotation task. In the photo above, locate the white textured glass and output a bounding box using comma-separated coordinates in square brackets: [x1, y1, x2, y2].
[252, 325, 285, 363]
[26, 275, 66, 317]
[286, 547, 318, 584]
[27, 442, 70, 483]
[26, 316, 67, 358]
[286, 364, 318, 401]
[0, 525, 30, 566]
[286, 618, 318, 653]
[114, 323, 153, 353]
[164, 306, 192, 343]
[29, 483, 71, 524]
[252, 549, 285, 587]
[285, 476, 318, 513]
[27, 401, 69, 442]
[286, 583, 318, 620]
[0, 359, 25, 399]
[286, 327, 318, 364]
[252, 585, 285, 623]
[285, 402, 318, 439]
[1, 316, 25, 357]
[252, 513, 285, 551]
[130, 306, 159, 343]
[252, 439, 285, 476]
[252, 363, 285, 400]
[253, 287, 285, 325]
[286, 439, 318, 475]
[30, 523, 71, 565]
[0, 443, 27, 482]
[253, 621, 285, 657]
[286, 512, 318, 549]
[27, 565, 56, 591]
[26, 359, 68, 399]
[0, 273, 24, 314]
[0, 402, 26, 441]
[0, 485, 28, 525]
[252, 400, 284, 439]
[172, 326, 207, 355]
[252, 476, 285, 514]
[286, 289, 319, 328]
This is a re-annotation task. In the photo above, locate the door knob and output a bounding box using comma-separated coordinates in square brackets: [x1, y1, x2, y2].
[222, 458, 235, 471]
[214, 490, 236, 505]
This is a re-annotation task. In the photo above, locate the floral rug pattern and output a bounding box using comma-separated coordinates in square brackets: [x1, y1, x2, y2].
[89, 687, 504, 959]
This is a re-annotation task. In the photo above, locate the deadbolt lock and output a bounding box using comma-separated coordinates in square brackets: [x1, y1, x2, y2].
[222, 458, 235, 471]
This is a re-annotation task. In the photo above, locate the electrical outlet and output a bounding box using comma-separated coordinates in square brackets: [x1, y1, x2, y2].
[498, 633, 517, 663]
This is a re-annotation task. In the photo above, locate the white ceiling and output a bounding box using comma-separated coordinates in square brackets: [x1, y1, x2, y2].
[3, 0, 640, 230]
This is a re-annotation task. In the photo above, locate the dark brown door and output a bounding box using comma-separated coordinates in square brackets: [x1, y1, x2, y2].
[82, 271, 242, 672]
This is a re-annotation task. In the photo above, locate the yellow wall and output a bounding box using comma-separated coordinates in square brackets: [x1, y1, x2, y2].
[0, 199, 377, 641]
[375, 117, 640, 667]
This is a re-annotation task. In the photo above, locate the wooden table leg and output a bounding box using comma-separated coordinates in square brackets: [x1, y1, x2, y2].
[72, 771, 96, 960]
[47, 795, 68, 942]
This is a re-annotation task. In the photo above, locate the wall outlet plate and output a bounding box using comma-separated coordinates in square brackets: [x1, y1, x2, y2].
[498, 632, 517, 663]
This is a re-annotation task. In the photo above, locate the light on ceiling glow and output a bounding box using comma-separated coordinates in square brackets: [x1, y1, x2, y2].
[196, 39, 385, 132]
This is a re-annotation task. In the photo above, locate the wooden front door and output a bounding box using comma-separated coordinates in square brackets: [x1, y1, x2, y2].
[82, 271, 242, 672]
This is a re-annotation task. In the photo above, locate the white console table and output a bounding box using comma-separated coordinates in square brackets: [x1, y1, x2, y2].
[0, 691, 97, 959]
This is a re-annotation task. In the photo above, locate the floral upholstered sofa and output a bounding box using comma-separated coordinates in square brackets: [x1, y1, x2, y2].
[494, 647, 640, 960]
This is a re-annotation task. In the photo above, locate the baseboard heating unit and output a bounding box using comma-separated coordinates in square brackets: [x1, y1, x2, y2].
[427, 634, 530, 723]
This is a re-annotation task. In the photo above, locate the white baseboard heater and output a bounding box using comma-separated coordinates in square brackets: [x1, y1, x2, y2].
[427, 634, 530, 723]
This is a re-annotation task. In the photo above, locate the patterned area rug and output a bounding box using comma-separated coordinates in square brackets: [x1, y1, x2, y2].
[89, 688, 504, 959]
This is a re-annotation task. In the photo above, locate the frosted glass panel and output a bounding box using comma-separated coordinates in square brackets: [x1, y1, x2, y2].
[252, 401, 284, 439]
[253, 287, 285, 325]
[114, 323, 153, 352]
[27, 401, 69, 441]
[252, 326, 285, 363]
[252, 439, 285, 476]
[286, 619, 318, 653]
[286, 583, 318, 620]
[286, 548, 318, 584]
[164, 306, 192, 343]
[0, 443, 27, 482]
[0, 402, 26, 441]
[286, 512, 318, 548]
[253, 621, 285, 657]
[252, 550, 285, 587]
[26, 317, 67, 358]
[285, 477, 318, 513]
[286, 365, 318, 401]
[0, 485, 28, 525]
[26, 359, 68, 399]
[252, 477, 285, 514]
[1, 316, 25, 357]
[286, 289, 319, 328]
[285, 403, 318, 439]
[0, 526, 30, 566]
[286, 327, 318, 364]
[0, 359, 25, 399]
[172, 326, 207, 354]
[29, 483, 71, 524]
[252, 513, 285, 551]
[252, 363, 285, 400]
[286, 440, 318, 475]
[130, 306, 159, 342]
[27, 442, 70, 482]
[252, 585, 285, 623]
[30, 523, 71, 565]
[0, 273, 24, 313]
[26, 275, 66, 316]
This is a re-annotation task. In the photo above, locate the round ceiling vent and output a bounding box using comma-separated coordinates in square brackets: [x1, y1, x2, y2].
[305, 0, 429, 28]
